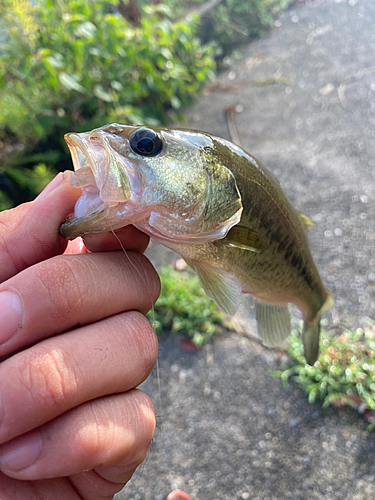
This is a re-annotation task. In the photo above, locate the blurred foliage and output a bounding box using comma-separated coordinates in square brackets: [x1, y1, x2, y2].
[0, 0, 293, 209]
[0, 0, 215, 207]
[148, 266, 227, 347]
[191, 0, 295, 57]
[272, 321, 375, 430]
[138, 0, 295, 57]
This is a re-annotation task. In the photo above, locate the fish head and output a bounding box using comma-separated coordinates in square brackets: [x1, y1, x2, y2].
[60, 124, 242, 243]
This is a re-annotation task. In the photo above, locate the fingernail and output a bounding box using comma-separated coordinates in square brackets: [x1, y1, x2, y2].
[0, 430, 42, 471]
[0, 291, 23, 345]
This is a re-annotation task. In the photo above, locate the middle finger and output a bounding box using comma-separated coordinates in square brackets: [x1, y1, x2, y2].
[0, 251, 160, 356]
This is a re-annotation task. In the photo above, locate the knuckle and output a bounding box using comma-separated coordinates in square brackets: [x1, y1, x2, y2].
[73, 392, 156, 470]
[124, 391, 156, 467]
[133, 391, 156, 445]
[74, 416, 110, 461]
[17, 347, 78, 410]
[73, 402, 121, 462]
[125, 312, 159, 375]
[135, 254, 161, 304]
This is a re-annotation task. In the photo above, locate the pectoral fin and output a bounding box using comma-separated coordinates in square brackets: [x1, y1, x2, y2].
[255, 300, 291, 347]
[217, 225, 269, 252]
[186, 260, 242, 316]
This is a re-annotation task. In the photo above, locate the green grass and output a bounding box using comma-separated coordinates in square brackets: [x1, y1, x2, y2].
[148, 266, 227, 347]
[272, 321, 375, 429]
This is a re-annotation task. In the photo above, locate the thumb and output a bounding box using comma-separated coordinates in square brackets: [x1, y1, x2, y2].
[0, 171, 80, 283]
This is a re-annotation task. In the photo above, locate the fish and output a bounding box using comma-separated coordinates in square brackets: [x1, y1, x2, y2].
[60, 124, 333, 365]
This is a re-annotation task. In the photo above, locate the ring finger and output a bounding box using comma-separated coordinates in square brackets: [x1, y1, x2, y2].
[0, 310, 158, 445]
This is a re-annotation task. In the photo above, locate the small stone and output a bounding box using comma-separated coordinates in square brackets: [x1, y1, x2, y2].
[290, 418, 300, 428]
[319, 83, 334, 95]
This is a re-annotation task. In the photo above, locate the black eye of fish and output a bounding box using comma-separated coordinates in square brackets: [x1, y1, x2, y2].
[129, 128, 163, 157]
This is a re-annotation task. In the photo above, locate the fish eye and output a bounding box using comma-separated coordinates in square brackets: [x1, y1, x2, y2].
[129, 128, 163, 157]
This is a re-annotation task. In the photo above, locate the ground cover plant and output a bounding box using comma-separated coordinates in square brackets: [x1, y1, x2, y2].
[149, 266, 227, 347]
[273, 321, 375, 429]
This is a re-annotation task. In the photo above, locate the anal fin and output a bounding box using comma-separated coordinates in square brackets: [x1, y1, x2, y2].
[255, 300, 291, 347]
[303, 318, 320, 365]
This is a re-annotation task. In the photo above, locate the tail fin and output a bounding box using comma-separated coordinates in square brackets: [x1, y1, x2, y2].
[303, 291, 334, 365]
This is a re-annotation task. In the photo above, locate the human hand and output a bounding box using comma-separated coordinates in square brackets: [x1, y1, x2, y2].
[0, 172, 160, 499]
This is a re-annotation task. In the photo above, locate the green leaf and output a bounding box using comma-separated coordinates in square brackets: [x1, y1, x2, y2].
[89, 47, 101, 57]
[46, 53, 64, 68]
[110, 80, 123, 91]
[75, 21, 96, 39]
[170, 96, 181, 109]
[93, 84, 113, 102]
[58, 72, 85, 93]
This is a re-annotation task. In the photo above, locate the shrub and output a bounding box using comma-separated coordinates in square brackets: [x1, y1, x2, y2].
[198, 0, 295, 55]
[0, 0, 296, 209]
[0, 0, 215, 206]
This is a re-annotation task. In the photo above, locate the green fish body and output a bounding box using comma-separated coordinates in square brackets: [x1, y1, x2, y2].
[60, 124, 332, 364]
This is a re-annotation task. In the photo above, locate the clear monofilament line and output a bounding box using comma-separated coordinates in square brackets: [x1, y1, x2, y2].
[109, 226, 164, 430]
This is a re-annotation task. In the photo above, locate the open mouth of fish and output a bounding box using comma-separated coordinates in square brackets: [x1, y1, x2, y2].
[60, 132, 143, 239]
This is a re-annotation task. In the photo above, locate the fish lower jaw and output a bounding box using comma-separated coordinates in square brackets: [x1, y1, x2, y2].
[60, 196, 151, 239]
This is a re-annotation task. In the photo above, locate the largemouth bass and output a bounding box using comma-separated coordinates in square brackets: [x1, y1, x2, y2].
[60, 124, 332, 364]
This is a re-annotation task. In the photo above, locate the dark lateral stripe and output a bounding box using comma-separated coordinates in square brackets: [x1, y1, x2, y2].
[247, 206, 315, 289]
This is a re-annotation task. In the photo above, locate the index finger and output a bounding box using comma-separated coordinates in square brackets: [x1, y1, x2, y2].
[0, 172, 80, 283]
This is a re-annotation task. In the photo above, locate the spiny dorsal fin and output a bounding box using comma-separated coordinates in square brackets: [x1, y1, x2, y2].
[217, 225, 269, 253]
[255, 300, 291, 347]
[296, 210, 315, 232]
[186, 259, 242, 316]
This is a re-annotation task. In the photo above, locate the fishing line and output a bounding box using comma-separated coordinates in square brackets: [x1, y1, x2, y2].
[109, 225, 164, 430]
